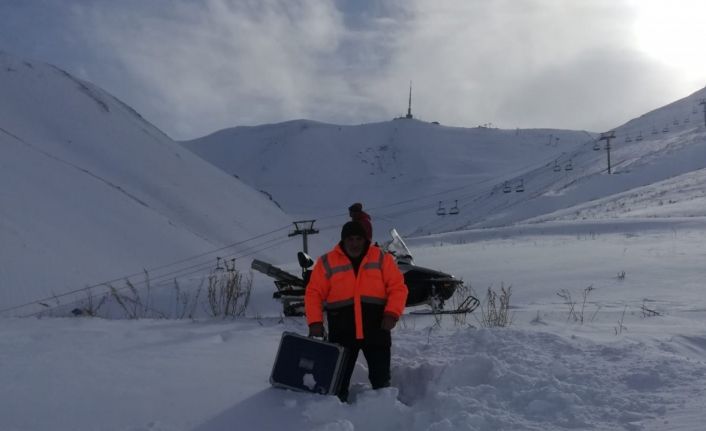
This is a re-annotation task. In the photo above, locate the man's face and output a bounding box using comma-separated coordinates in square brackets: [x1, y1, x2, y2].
[343, 235, 366, 258]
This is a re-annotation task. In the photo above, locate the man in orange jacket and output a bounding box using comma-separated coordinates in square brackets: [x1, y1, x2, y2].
[305, 221, 408, 402]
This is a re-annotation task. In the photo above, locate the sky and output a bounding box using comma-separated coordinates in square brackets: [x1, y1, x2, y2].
[1, 0, 706, 140]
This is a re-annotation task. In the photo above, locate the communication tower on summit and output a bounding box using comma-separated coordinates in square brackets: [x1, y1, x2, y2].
[405, 81, 414, 119]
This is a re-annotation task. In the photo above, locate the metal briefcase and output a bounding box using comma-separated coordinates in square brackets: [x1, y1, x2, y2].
[270, 331, 348, 395]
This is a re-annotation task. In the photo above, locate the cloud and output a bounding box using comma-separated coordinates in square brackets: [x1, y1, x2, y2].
[2, 0, 703, 139]
[73, 0, 354, 138]
[356, 0, 675, 129]
[496, 48, 679, 131]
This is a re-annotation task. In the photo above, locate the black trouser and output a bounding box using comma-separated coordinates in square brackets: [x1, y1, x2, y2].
[332, 337, 391, 402]
[326, 305, 391, 402]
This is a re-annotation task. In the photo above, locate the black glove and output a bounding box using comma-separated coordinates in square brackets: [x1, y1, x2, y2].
[308, 322, 325, 338]
[381, 314, 398, 331]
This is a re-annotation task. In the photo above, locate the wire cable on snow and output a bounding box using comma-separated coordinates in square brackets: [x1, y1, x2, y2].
[0, 224, 292, 316]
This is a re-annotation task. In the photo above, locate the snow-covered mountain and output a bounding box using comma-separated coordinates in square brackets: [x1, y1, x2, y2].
[443, 85, 706, 231]
[6, 44, 701, 315]
[181, 119, 594, 237]
[182, 86, 706, 237]
[0, 51, 296, 314]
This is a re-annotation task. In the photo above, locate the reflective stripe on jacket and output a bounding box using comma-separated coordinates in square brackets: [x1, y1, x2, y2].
[305, 243, 408, 340]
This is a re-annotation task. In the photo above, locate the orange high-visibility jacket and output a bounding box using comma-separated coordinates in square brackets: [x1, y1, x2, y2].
[305, 244, 408, 340]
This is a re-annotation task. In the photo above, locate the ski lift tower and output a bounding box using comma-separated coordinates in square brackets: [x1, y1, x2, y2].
[599, 131, 616, 174]
[289, 220, 319, 254]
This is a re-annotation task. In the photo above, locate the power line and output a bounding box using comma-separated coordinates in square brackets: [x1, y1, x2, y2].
[21, 235, 295, 318]
[0, 224, 291, 316]
[7, 134, 600, 316]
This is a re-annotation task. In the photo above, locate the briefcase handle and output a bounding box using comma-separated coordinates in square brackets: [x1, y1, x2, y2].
[308, 327, 328, 341]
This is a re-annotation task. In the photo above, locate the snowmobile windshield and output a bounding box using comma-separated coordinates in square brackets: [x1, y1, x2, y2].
[385, 229, 414, 264]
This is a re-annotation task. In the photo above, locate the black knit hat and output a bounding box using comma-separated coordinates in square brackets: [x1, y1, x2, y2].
[348, 202, 363, 212]
[340, 221, 367, 241]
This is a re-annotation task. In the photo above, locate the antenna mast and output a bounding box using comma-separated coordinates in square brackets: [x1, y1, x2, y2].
[406, 81, 413, 119]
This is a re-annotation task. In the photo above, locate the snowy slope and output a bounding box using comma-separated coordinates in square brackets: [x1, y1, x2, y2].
[181, 120, 594, 238]
[2, 224, 706, 431]
[0, 52, 297, 315]
[182, 87, 706, 237]
[419, 86, 706, 233]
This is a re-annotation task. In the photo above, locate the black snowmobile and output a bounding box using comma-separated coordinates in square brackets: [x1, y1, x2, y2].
[251, 229, 479, 316]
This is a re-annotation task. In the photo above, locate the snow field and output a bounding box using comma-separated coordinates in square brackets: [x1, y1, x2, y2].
[3, 226, 706, 430]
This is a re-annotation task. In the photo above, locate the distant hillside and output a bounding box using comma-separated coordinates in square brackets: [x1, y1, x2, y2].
[432, 85, 706, 232]
[183, 86, 706, 237]
[182, 119, 594, 237]
[0, 52, 295, 313]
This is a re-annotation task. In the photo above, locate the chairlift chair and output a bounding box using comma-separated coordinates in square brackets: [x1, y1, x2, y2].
[636, 132, 643, 141]
[515, 179, 525, 193]
[673, 119, 679, 125]
[553, 161, 561, 172]
[564, 159, 573, 171]
[449, 200, 460, 215]
[593, 141, 601, 151]
[663, 125, 669, 133]
[503, 181, 512, 193]
[436, 201, 446, 216]
[685, 117, 690, 123]
[625, 135, 632, 143]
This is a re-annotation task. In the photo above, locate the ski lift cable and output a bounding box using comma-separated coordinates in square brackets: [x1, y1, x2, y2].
[24, 219, 346, 313]
[0, 128, 299, 314]
[5, 234, 290, 316]
[413, 149, 583, 233]
[109, 234, 292, 292]
[312, 174, 504, 223]
[6, 134, 601, 315]
[304, 135, 598, 226]
[19, 235, 294, 318]
[0, 224, 292, 316]
[22, 237, 293, 318]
